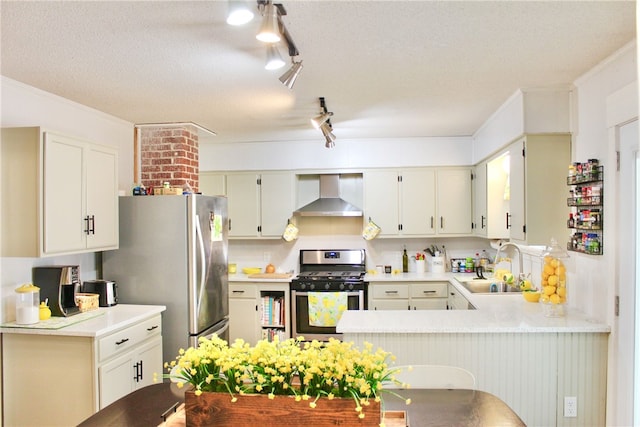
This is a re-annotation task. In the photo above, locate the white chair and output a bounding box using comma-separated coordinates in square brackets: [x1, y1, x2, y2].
[386, 365, 476, 389]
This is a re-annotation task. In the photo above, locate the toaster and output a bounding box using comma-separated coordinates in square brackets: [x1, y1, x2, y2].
[82, 280, 118, 307]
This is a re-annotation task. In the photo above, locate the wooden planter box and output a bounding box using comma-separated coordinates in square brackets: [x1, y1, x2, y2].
[184, 391, 381, 426]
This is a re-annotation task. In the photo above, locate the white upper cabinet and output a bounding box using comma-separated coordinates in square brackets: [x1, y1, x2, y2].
[474, 153, 510, 239]
[473, 161, 488, 236]
[1, 127, 118, 257]
[203, 171, 294, 238]
[508, 134, 571, 245]
[363, 170, 400, 236]
[364, 168, 471, 237]
[436, 168, 473, 235]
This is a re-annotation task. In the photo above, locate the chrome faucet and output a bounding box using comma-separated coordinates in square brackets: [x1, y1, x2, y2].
[494, 242, 523, 284]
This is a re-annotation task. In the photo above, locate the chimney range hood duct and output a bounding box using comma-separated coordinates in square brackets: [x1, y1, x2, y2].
[293, 174, 363, 217]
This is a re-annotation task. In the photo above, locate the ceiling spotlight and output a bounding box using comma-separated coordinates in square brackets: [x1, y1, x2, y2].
[320, 122, 336, 148]
[265, 45, 286, 70]
[311, 97, 334, 128]
[279, 60, 303, 89]
[310, 111, 332, 129]
[226, 0, 255, 25]
[256, 1, 281, 43]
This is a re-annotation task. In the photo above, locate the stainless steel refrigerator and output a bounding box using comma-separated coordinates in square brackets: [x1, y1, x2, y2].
[102, 195, 228, 362]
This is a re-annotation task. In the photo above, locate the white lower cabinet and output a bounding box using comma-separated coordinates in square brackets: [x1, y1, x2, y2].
[98, 334, 163, 408]
[229, 282, 290, 345]
[370, 283, 410, 310]
[1, 313, 162, 426]
[369, 282, 449, 310]
[448, 284, 471, 310]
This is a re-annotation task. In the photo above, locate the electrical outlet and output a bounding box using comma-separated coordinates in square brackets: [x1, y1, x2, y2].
[564, 396, 577, 417]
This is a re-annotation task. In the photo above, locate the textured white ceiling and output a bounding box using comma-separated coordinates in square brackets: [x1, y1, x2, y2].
[1, 1, 636, 144]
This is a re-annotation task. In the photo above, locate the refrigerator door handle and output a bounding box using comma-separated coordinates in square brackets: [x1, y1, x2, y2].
[195, 214, 207, 314]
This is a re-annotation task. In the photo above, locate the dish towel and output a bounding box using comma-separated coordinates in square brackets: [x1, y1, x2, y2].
[308, 292, 348, 327]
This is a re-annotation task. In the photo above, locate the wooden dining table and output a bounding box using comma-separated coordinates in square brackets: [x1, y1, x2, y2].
[78, 382, 526, 426]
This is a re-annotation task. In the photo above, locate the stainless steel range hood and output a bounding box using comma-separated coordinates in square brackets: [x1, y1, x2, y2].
[293, 174, 363, 217]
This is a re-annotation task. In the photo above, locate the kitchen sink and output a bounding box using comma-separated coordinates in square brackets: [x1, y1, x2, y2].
[456, 278, 522, 294]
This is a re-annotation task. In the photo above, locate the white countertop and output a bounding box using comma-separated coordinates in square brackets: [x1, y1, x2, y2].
[0, 304, 166, 338]
[338, 274, 610, 334]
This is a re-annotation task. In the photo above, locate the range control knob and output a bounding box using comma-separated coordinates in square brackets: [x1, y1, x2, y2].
[339, 283, 345, 291]
[324, 283, 330, 290]
[309, 283, 315, 291]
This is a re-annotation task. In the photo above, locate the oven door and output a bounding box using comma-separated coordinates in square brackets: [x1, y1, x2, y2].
[291, 290, 364, 341]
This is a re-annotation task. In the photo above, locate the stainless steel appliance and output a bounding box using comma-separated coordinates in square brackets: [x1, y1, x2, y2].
[82, 280, 118, 307]
[102, 195, 229, 361]
[33, 265, 80, 317]
[290, 249, 367, 341]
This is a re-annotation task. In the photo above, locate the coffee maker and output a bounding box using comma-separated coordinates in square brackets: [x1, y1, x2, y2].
[33, 266, 80, 317]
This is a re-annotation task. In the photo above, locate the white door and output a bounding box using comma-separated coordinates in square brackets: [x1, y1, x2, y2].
[227, 173, 260, 237]
[43, 133, 85, 253]
[401, 169, 435, 235]
[436, 169, 472, 234]
[364, 170, 399, 236]
[85, 144, 118, 249]
[617, 120, 638, 424]
[509, 138, 526, 241]
[260, 172, 294, 237]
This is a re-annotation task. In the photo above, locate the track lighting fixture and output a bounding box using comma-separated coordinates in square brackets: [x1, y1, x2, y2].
[256, 1, 281, 43]
[228, 1, 303, 87]
[311, 97, 336, 148]
[226, 0, 255, 25]
[279, 60, 303, 89]
[311, 97, 333, 128]
[265, 44, 286, 70]
[320, 122, 336, 148]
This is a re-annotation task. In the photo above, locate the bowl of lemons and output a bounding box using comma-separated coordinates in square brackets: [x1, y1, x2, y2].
[522, 291, 541, 303]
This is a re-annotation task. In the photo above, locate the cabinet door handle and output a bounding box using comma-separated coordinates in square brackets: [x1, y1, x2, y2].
[89, 215, 95, 234]
[430, 216, 434, 228]
[84, 216, 91, 235]
[506, 212, 511, 229]
[481, 215, 486, 229]
[115, 338, 130, 346]
[440, 216, 444, 229]
[147, 325, 159, 331]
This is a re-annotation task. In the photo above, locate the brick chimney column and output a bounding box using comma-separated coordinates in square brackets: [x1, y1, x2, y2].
[140, 125, 199, 193]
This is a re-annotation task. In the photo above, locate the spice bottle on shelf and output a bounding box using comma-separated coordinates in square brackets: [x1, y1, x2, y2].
[568, 213, 574, 228]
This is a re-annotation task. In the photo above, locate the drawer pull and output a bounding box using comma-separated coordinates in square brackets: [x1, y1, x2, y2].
[232, 290, 245, 294]
[384, 290, 399, 295]
[423, 290, 437, 294]
[115, 338, 130, 346]
[147, 325, 159, 331]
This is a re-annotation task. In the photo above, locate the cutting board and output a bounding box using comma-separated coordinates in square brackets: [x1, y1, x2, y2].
[247, 273, 293, 279]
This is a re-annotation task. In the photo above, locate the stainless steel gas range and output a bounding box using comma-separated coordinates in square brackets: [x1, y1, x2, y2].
[290, 249, 367, 341]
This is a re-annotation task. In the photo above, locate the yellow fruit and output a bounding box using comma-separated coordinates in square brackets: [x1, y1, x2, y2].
[543, 286, 557, 296]
[543, 265, 555, 275]
[544, 256, 553, 264]
[550, 294, 561, 304]
[520, 280, 532, 291]
[547, 275, 558, 287]
[541, 279, 548, 286]
[556, 287, 567, 297]
[550, 259, 559, 268]
[556, 265, 566, 275]
[541, 294, 550, 303]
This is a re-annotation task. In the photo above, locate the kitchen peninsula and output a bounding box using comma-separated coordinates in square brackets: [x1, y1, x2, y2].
[338, 273, 610, 427]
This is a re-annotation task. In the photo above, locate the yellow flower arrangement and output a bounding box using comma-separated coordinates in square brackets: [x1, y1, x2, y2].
[163, 335, 409, 422]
